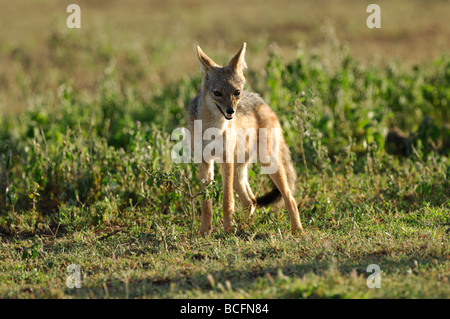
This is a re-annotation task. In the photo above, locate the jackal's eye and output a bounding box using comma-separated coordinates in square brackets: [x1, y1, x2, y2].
[213, 90, 222, 97]
[234, 90, 241, 97]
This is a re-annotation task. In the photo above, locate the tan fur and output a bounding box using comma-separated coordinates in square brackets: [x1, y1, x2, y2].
[187, 43, 303, 235]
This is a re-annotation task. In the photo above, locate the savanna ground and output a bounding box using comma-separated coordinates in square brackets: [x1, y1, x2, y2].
[0, 0, 449, 299]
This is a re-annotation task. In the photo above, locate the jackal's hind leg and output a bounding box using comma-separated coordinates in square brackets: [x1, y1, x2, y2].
[268, 164, 303, 234]
[233, 163, 256, 217]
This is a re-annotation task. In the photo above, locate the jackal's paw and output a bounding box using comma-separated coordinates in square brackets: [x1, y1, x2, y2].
[199, 225, 212, 236]
[291, 227, 305, 236]
[223, 225, 236, 234]
[247, 204, 256, 216]
[222, 219, 235, 234]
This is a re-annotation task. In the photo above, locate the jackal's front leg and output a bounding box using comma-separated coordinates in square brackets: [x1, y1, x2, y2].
[199, 161, 214, 235]
[221, 162, 235, 231]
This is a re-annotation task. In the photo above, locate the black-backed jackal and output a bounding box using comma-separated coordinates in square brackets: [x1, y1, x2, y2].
[187, 43, 303, 235]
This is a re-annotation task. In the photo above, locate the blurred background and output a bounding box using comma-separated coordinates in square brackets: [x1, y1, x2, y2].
[0, 1, 448, 299]
[0, 0, 448, 113]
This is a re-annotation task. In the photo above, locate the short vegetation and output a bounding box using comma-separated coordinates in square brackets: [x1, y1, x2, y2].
[0, 19, 448, 298]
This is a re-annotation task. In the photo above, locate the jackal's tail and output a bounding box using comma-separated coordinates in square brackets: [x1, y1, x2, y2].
[256, 143, 297, 207]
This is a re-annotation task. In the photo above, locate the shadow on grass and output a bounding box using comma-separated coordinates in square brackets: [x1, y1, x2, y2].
[64, 253, 447, 299]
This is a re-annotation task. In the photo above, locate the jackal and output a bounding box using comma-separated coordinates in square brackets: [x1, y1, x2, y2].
[187, 42, 303, 235]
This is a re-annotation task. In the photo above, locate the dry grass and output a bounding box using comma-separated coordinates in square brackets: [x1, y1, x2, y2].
[1, 1, 449, 60]
[0, 0, 448, 113]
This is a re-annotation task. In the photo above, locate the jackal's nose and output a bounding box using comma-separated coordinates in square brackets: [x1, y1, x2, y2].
[226, 108, 235, 115]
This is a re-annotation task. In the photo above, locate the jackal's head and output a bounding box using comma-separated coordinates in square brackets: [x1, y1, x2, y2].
[196, 43, 247, 121]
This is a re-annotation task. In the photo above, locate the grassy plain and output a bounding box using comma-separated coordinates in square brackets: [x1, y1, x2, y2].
[0, 0, 448, 298]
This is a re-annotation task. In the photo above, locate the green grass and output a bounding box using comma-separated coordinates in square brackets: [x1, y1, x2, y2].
[1, 190, 448, 298]
[0, 1, 449, 299]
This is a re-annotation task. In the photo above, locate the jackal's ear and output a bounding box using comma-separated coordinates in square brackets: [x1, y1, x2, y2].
[228, 42, 247, 71]
[196, 45, 219, 73]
